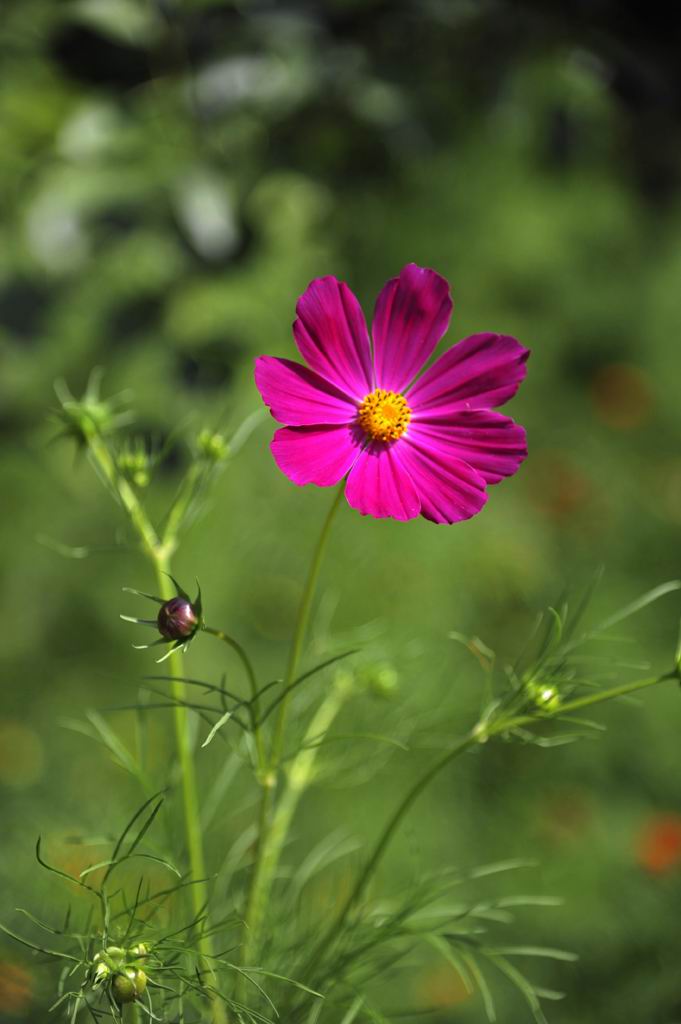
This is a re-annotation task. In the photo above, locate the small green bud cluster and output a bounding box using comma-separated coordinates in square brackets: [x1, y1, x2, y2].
[57, 399, 116, 446]
[54, 373, 133, 448]
[197, 428, 230, 463]
[112, 969, 147, 1005]
[117, 439, 151, 488]
[91, 942, 149, 1005]
[357, 661, 399, 700]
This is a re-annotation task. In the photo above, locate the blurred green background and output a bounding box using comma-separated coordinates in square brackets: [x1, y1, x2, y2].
[2, 1, 681, 1020]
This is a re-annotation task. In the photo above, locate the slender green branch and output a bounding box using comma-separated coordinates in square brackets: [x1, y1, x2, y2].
[556, 670, 678, 713]
[329, 731, 477, 941]
[304, 666, 678, 981]
[162, 462, 203, 550]
[496, 669, 678, 735]
[270, 483, 346, 772]
[236, 675, 351, 1000]
[86, 430, 160, 559]
[154, 561, 208, 892]
[150, 579, 228, 1024]
[239, 783, 275, 971]
[240, 483, 345, 971]
[203, 625, 266, 773]
[84, 428, 226, 1024]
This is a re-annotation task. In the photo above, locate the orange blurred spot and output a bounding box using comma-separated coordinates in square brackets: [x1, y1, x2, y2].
[414, 963, 470, 1009]
[0, 721, 44, 789]
[0, 962, 33, 1017]
[637, 814, 681, 874]
[54, 841, 108, 888]
[590, 363, 653, 430]
[53, 836, 172, 904]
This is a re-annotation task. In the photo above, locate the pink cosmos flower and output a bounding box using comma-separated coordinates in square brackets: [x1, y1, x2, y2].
[254, 264, 529, 523]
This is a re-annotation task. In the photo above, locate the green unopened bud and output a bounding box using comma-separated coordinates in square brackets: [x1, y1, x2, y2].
[92, 961, 110, 988]
[358, 662, 399, 699]
[53, 372, 133, 448]
[130, 942, 148, 958]
[197, 428, 229, 463]
[525, 678, 560, 712]
[117, 440, 151, 488]
[104, 946, 125, 967]
[112, 972, 136, 1005]
[333, 668, 355, 696]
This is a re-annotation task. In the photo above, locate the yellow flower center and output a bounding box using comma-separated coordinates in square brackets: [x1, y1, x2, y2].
[358, 388, 411, 442]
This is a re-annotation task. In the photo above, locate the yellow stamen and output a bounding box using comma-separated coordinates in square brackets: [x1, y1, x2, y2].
[358, 388, 411, 442]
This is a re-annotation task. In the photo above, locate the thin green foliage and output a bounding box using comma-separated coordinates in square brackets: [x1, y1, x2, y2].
[10, 379, 680, 1024]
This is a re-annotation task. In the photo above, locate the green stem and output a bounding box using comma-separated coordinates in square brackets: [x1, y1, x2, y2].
[240, 484, 345, 971]
[87, 431, 161, 559]
[151, 578, 228, 1024]
[270, 483, 346, 771]
[269, 678, 350, 868]
[237, 678, 351, 1002]
[203, 625, 266, 774]
[329, 731, 477, 941]
[154, 560, 208, 894]
[85, 430, 226, 1023]
[162, 462, 203, 549]
[305, 667, 678, 981]
[496, 670, 678, 734]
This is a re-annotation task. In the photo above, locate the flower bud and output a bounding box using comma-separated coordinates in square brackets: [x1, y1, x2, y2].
[157, 597, 199, 640]
[103, 946, 125, 967]
[54, 372, 133, 448]
[358, 662, 399, 700]
[112, 971, 137, 1005]
[117, 440, 151, 488]
[524, 678, 560, 712]
[124, 576, 203, 658]
[197, 428, 229, 463]
[92, 961, 110, 988]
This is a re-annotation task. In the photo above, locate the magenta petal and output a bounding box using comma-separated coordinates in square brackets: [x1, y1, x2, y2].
[410, 412, 527, 485]
[345, 442, 420, 521]
[271, 424, 363, 486]
[255, 355, 358, 426]
[293, 277, 373, 399]
[372, 263, 452, 393]
[398, 435, 488, 524]
[408, 333, 529, 414]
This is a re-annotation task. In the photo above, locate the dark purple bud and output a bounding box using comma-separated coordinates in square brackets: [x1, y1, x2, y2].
[157, 597, 199, 640]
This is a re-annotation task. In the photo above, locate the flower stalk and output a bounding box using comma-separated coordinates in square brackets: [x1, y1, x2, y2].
[237, 670, 352, 1001]
[302, 665, 680, 983]
[240, 483, 345, 971]
[153, 559, 208, 895]
[83, 426, 226, 1024]
[270, 482, 346, 769]
[203, 625, 266, 774]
